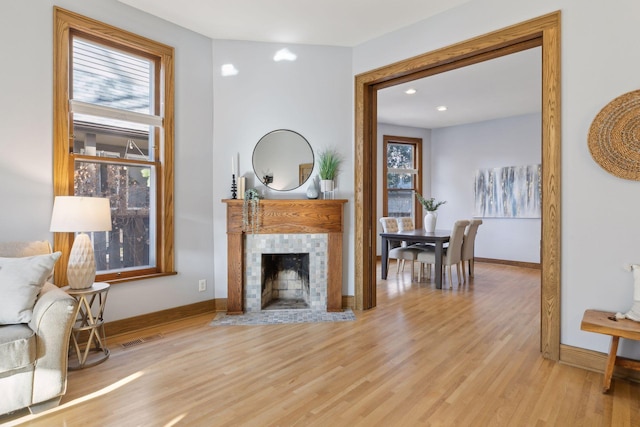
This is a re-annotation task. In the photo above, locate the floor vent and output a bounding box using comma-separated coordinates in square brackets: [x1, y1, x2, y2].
[120, 334, 164, 349]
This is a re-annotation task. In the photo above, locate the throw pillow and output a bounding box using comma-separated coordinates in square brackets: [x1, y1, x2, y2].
[0, 252, 62, 324]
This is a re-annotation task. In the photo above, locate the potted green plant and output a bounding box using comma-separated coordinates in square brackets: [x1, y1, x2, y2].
[317, 148, 342, 195]
[415, 192, 446, 232]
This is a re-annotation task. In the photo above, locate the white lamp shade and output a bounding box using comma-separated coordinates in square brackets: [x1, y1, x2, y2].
[50, 196, 112, 289]
[50, 196, 112, 232]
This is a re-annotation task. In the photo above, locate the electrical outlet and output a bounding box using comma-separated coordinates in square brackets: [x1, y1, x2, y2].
[198, 279, 206, 292]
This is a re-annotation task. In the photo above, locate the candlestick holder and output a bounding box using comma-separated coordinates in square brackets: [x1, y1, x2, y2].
[231, 174, 237, 199]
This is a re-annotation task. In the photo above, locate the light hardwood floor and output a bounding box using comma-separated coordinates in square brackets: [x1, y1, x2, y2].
[3, 263, 639, 426]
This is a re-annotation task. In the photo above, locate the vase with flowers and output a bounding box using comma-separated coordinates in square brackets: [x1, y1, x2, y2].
[415, 192, 446, 232]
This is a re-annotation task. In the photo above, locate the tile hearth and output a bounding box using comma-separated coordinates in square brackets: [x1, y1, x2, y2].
[210, 309, 356, 326]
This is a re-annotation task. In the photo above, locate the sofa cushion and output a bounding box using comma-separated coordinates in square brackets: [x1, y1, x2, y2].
[0, 252, 62, 325]
[0, 324, 36, 373]
[0, 240, 54, 282]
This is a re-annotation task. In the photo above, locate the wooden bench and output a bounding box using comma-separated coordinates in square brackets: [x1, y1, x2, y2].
[580, 309, 640, 393]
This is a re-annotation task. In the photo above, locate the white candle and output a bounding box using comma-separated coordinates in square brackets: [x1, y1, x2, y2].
[231, 156, 235, 175]
[239, 176, 245, 199]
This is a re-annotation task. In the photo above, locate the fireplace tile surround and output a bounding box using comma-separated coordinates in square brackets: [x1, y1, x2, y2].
[245, 234, 327, 312]
[223, 199, 346, 314]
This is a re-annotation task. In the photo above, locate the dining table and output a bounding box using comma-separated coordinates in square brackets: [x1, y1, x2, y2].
[380, 229, 451, 289]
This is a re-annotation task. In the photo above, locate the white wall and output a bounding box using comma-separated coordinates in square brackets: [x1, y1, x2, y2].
[432, 113, 541, 263]
[211, 40, 354, 298]
[355, 0, 640, 356]
[0, 0, 215, 322]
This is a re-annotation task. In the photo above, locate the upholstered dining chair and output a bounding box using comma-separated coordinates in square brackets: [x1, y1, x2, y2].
[460, 219, 483, 282]
[416, 219, 470, 288]
[379, 217, 422, 277]
[396, 217, 435, 251]
[396, 217, 416, 232]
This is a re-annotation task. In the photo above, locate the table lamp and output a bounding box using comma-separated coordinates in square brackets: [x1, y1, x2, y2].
[50, 196, 112, 289]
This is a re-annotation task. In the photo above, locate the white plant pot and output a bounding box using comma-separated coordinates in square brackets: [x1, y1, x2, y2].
[424, 211, 437, 232]
[320, 179, 334, 192]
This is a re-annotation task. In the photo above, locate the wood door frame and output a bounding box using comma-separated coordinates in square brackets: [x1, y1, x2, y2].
[354, 12, 561, 360]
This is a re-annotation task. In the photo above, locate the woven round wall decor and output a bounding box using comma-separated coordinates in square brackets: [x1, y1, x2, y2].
[588, 89, 640, 180]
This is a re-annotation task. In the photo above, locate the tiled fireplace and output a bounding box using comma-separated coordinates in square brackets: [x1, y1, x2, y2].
[245, 234, 327, 312]
[223, 199, 346, 314]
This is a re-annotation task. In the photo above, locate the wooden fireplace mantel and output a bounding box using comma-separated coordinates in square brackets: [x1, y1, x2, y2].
[222, 199, 347, 314]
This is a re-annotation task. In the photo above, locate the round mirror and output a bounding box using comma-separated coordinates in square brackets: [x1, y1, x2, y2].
[252, 129, 314, 191]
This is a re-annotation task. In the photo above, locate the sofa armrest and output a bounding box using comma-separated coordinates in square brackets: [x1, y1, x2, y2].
[28, 283, 77, 404]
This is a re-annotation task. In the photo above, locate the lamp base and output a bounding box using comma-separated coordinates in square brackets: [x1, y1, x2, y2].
[67, 233, 96, 289]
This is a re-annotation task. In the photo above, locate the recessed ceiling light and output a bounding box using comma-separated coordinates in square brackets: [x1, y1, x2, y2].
[274, 48, 297, 62]
[405, 88, 417, 95]
[221, 64, 239, 76]
[436, 105, 448, 112]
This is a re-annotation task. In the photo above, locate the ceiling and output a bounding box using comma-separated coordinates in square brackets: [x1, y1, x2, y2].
[117, 0, 474, 46]
[117, 0, 541, 129]
[377, 47, 541, 129]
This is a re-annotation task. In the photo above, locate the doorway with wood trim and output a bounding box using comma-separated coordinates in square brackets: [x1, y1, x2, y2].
[354, 12, 561, 360]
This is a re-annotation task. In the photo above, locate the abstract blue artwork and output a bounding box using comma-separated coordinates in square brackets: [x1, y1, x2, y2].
[473, 164, 541, 218]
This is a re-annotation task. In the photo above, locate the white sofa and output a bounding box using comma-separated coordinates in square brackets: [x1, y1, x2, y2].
[0, 241, 77, 415]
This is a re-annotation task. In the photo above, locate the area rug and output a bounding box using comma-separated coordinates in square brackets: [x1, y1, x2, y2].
[210, 309, 356, 326]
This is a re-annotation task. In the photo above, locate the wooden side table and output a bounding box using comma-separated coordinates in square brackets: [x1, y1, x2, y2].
[62, 282, 111, 370]
[580, 309, 640, 392]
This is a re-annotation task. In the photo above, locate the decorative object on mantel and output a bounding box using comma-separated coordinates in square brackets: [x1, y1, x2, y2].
[231, 174, 237, 199]
[588, 89, 640, 180]
[306, 178, 319, 199]
[242, 189, 261, 233]
[231, 153, 239, 199]
[317, 148, 342, 199]
[415, 192, 446, 232]
[238, 176, 246, 199]
[615, 264, 640, 322]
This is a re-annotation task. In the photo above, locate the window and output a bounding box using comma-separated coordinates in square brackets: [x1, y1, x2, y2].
[53, 7, 175, 284]
[383, 136, 423, 227]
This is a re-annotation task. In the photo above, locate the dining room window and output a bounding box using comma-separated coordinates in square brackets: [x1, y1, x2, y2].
[383, 136, 423, 227]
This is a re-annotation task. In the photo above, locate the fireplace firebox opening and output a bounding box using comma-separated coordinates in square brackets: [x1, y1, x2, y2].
[261, 253, 310, 310]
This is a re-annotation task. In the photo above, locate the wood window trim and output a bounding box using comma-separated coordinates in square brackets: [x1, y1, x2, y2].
[53, 7, 175, 285]
[382, 135, 423, 228]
